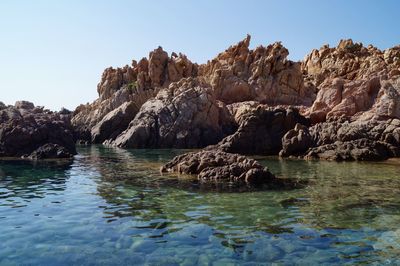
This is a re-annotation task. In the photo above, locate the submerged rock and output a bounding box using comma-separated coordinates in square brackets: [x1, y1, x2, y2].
[279, 123, 314, 157]
[28, 143, 73, 159]
[161, 150, 299, 188]
[0, 101, 76, 159]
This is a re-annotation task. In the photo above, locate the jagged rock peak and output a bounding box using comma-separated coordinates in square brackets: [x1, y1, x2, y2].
[96, 46, 197, 101]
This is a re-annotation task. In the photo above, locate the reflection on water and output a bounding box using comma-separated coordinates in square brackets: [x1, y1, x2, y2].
[1, 145, 400, 265]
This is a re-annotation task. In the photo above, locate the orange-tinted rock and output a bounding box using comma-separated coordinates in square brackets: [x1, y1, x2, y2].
[303, 39, 400, 123]
[200, 35, 316, 106]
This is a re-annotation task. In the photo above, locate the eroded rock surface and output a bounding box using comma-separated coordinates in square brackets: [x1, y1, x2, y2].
[200, 35, 316, 106]
[69, 35, 400, 161]
[91, 101, 138, 144]
[0, 101, 76, 158]
[280, 118, 400, 161]
[217, 106, 309, 155]
[160, 150, 278, 187]
[28, 143, 73, 159]
[303, 40, 400, 123]
[110, 78, 236, 148]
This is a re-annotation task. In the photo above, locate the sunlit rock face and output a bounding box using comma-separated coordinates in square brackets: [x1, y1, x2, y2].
[303, 39, 400, 123]
[70, 35, 400, 160]
[72, 35, 316, 146]
[200, 35, 315, 106]
[72, 46, 198, 143]
[109, 78, 236, 149]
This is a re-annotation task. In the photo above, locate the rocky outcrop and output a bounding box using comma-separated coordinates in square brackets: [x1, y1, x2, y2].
[70, 35, 400, 161]
[28, 143, 73, 159]
[72, 87, 157, 142]
[160, 150, 278, 187]
[217, 106, 309, 155]
[200, 35, 316, 106]
[303, 40, 400, 123]
[279, 123, 313, 157]
[91, 101, 138, 144]
[280, 118, 400, 161]
[304, 139, 392, 161]
[0, 101, 76, 159]
[72, 46, 198, 143]
[97, 47, 198, 101]
[110, 78, 236, 148]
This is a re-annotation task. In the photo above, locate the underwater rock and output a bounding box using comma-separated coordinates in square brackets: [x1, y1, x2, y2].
[27, 143, 73, 159]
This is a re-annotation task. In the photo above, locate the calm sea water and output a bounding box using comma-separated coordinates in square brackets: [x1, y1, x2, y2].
[1, 146, 400, 265]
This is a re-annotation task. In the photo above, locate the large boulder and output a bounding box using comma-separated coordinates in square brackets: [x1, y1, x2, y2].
[160, 150, 278, 187]
[91, 101, 138, 144]
[28, 143, 73, 160]
[217, 106, 309, 155]
[280, 118, 400, 161]
[14, 100, 35, 110]
[279, 123, 314, 157]
[72, 87, 157, 142]
[304, 139, 392, 161]
[0, 102, 76, 158]
[111, 78, 236, 148]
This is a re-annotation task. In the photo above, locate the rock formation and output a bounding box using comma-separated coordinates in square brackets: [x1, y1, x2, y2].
[160, 150, 277, 187]
[71, 35, 316, 147]
[72, 46, 198, 143]
[200, 35, 316, 106]
[0, 101, 76, 159]
[280, 118, 400, 161]
[110, 78, 236, 148]
[216, 106, 309, 155]
[69, 35, 400, 161]
[303, 39, 400, 123]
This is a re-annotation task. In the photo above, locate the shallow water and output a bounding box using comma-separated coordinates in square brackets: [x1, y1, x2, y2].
[1, 146, 400, 265]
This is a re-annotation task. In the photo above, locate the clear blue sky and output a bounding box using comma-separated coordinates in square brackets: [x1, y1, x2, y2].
[1, 0, 399, 111]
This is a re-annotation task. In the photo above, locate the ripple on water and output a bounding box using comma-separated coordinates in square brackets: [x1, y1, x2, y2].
[1, 146, 400, 265]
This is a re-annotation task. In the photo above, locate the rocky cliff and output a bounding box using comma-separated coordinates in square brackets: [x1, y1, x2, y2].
[70, 35, 400, 161]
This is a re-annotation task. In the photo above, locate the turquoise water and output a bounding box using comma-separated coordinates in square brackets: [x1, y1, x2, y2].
[1, 146, 400, 265]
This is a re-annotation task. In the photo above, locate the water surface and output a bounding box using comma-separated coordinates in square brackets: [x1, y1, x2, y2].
[1, 146, 400, 265]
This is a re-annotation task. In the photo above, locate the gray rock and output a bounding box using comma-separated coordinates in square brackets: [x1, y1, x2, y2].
[91, 101, 138, 143]
[0, 103, 76, 158]
[279, 123, 314, 157]
[217, 106, 309, 155]
[15, 100, 34, 110]
[28, 143, 73, 159]
[160, 150, 276, 187]
[111, 78, 236, 148]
